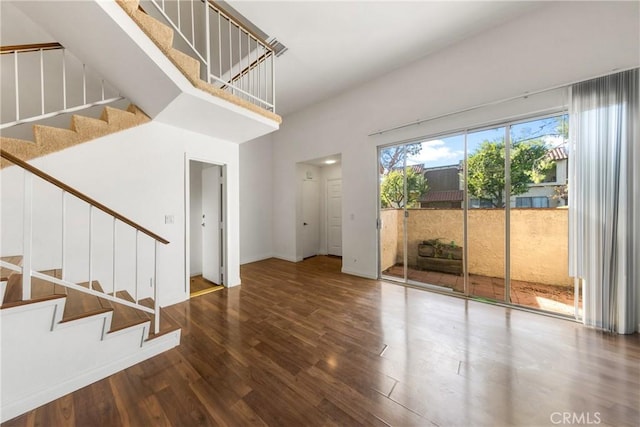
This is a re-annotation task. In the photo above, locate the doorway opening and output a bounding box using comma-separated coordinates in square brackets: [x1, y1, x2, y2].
[187, 159, 226, 298]
[296, 154, 342, 265]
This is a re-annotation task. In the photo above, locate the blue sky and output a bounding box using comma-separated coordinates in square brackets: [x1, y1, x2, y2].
[405, 115, 567, 168]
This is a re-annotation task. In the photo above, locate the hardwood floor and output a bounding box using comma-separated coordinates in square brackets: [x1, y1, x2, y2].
[4, 256, 639, 426]
[190, 275, 224, 297]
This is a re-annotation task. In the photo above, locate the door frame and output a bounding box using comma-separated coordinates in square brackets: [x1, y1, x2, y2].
[184, 154, 227, 296]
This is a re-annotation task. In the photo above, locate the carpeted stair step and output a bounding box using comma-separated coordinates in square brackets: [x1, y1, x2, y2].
[131, 8, 174, 51]
[0, 137, 39, 168]
[167, 48, 201, 82]
[116, 0, 140, 15]
[100, 104, 149, 129]
[33, 125, 83, 151]
[1, 104, 149, 168]
[71, 115, 113, 140]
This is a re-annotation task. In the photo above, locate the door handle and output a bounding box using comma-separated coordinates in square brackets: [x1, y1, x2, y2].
[202, 223, 205, 227]
[303, 222, 308, 226]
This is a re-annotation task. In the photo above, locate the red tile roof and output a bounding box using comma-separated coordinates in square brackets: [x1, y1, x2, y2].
[421, 190, 464, 203]
[547, 147, 568, 160]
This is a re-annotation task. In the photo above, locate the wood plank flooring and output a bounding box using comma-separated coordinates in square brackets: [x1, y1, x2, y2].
[4, 256, 639, 426]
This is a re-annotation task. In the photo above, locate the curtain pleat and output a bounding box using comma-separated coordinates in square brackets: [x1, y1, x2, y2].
[569, 69, 639, 334]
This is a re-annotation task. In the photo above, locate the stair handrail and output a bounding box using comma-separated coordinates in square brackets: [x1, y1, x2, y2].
[1, 42, 124, 130]
[1, 149, 169, 244]
[1, 149, 168, 333]
[0, 42, 63, 54]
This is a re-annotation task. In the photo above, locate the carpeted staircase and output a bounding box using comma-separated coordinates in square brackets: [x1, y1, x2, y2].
[0, 104, 149, 168]
[115, 0, 282, 124]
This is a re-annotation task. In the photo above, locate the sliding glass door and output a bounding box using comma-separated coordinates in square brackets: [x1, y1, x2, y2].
[378, 113, 580, 317]
[466, 126, 507, 303]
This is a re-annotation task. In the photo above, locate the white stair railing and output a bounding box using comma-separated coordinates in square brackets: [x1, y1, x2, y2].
[0, 43, 124, 130]
[144, 0, 275, 112]
[0, 150, 168, 334]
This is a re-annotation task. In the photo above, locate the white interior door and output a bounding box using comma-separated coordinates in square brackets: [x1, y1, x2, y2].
[327, 179, 342, 256]
[302, 180, 320, 258]
[201, 165, 221, 284]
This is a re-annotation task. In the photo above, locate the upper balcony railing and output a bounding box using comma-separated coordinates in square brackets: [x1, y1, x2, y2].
[145, 0, 275, 112]
[0, 43, 123, 130]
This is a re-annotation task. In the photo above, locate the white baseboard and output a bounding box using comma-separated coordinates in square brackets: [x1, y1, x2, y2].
[1, 330, 180, 423]
[341, 267, 378, 280]
[240, 253, 275, 265]
[272, 253, 300, 263]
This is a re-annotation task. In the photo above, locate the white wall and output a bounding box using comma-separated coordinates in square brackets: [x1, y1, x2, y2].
[1, 121, 241, 306]
[267, 1, 639, 279]
[238, 134, 274, 264]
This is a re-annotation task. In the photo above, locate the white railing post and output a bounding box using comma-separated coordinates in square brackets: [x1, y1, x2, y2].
[205, 0, 211, 83]
[135, 230, 139, 303]
[154, 241, 159, 334]
[62, 49, 67, 110]
[61, 191, 66, 281]
[271, 51, 276, 110]
[22, 172, 33, 300]
[14, 51, 20, 121]
[112, 217, 116, 297]
[190, 0, 195, 48]
[228, 22, 232, 92]
[40, 49, 45, 115]
[217, 10, 222, 80]
[88, 206, 93, 290]
[82, 63, 87, 105]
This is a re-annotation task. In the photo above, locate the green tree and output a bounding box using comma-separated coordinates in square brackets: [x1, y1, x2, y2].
[379, 144, 422, 174]
[466, 140, 553, 207]
[380, 168, 428, 208]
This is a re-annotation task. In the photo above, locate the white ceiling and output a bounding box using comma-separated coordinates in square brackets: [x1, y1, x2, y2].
[230, 1, 542, 116]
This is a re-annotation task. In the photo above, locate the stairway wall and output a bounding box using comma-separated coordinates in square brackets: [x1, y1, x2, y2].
[0, 121, 241, 306]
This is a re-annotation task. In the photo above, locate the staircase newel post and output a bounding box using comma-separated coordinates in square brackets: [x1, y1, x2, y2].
[154, 240, 160, 334]
[22, 171, 33, 300]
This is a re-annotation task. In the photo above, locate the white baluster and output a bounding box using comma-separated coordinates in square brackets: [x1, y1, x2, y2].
[22, 171, 33, 300]
[62, 49, 67, 110]
[82, 63, 87, 105]
[88, 206, 93, 290]
[217, 10, 222, 80]
[14, 51, 20, 121]
[190, 0, 195, 48]
[135, 230, 139, 303]
[112, 217, 116, 297]
[206, 0, 211, 84]
[61, 191, 66, 281]
[153, 241, 159, 334]
[40, 49, 45, 115]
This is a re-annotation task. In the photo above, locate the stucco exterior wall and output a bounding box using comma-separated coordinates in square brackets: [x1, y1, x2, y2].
[385, 208, 571, 286]
[380, 209, 399, 271]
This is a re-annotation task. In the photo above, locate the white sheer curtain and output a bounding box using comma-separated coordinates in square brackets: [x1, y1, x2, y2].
[569, 69, 639, 334]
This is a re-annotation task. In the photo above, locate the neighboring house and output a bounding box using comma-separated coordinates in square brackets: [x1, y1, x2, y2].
[512, 146, 569, 208]
[419, 164, 464, 208]
[419, 147, 569, 209]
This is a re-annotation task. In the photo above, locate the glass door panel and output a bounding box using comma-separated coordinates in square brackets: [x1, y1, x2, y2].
[508, 114, 579, 316]
[466, 126, 507, 302]
[379, 145, 407, 281]
[405, 135, 465, 293]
